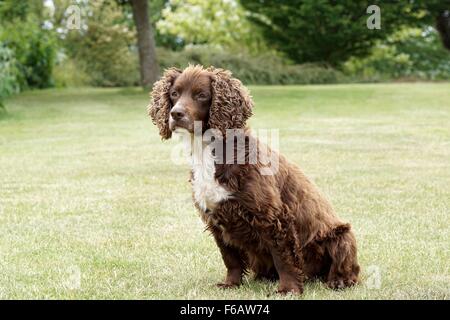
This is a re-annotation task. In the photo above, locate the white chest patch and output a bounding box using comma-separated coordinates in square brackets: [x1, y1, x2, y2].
[191, 143, 231, 212]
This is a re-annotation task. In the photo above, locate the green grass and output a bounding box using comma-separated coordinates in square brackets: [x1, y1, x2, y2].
[0, 83, 449, 299]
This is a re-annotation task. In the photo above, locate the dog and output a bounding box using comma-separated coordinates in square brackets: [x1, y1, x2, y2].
[148, 65, 360, 294]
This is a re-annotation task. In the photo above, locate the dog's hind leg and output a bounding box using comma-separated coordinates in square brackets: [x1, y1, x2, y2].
[325, 225, 360, 289]
[249, 252, 279, 282]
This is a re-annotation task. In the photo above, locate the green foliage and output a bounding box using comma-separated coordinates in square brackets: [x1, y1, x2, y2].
[115, 0, 182, 50]
[0, 1, 56, 89]
[13, 24, 56, 89]
[158, 45, 344, 84]
[52, 56, 90, 88]
[0, 0, 34, 20]
[149, 0, 183, 50]
[157, 0, 266, 53]
[0, 43, 19, 111]
[65, 1, 139, 87]
[240, 0, 449, 66]
[344, 28, 450, 81]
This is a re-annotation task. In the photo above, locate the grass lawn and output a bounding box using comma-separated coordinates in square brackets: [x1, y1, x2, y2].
[0, 83, 449, 299]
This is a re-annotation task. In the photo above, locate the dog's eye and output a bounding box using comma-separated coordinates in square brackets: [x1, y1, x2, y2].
[170, 91, 179, 99]
[197, 93, 208, 100]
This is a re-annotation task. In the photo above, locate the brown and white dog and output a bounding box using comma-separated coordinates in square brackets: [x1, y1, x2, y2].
[148, 65, 360, 294]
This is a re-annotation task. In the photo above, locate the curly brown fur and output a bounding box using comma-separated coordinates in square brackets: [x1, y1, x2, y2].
[206, 67, 253, 135]
[147, 67, 181, 139]
[148, 65, 360, 294]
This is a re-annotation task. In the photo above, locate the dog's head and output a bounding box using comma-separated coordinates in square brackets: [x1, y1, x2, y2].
[148, 65, 253, 139]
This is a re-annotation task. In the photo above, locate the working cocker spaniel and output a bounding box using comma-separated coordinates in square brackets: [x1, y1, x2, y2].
[148, 65, 360, 294]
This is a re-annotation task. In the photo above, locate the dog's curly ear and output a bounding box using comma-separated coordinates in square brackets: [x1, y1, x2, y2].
[207, 67, 253, 135]
[148, 67, 182, 140]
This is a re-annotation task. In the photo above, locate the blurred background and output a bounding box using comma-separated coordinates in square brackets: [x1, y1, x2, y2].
[1, 0, 449, 108]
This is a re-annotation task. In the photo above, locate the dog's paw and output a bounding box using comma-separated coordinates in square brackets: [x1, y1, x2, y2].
[327, 278, 357, 290]
[216, 282, 239, 289]
[276, 285, 303, 295]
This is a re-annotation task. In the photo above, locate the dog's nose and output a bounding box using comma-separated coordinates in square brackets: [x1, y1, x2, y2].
[170, 105, 186, 121]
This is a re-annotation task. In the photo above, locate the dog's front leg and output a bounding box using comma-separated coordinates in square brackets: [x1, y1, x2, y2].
[270, 246, 304, 294]
[212, 232, 245, 289]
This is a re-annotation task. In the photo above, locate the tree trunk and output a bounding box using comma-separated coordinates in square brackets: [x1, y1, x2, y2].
[437, 11, 450, 50]
[130, 0, 159, 89]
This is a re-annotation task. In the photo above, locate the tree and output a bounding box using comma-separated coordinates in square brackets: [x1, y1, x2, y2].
[65, 1, 139, 87]
[57, 0, 160, 87]
[156, 0, 265, 53]
[0, 0, 56, 89]
[240, 0, 449, 66]
[436, 11, 450, 50]
[129, 0, 159, 88]
[0, 44, 18, 110]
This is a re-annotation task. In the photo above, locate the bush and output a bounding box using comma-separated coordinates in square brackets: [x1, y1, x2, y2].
[0, 17, 56, 89]
[52, 54, 90, 88]
[157, 46, 345, 85]
[344, 28, 450, 81]
[0, 43, 19, 111]
[65, 1, 140, 87]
